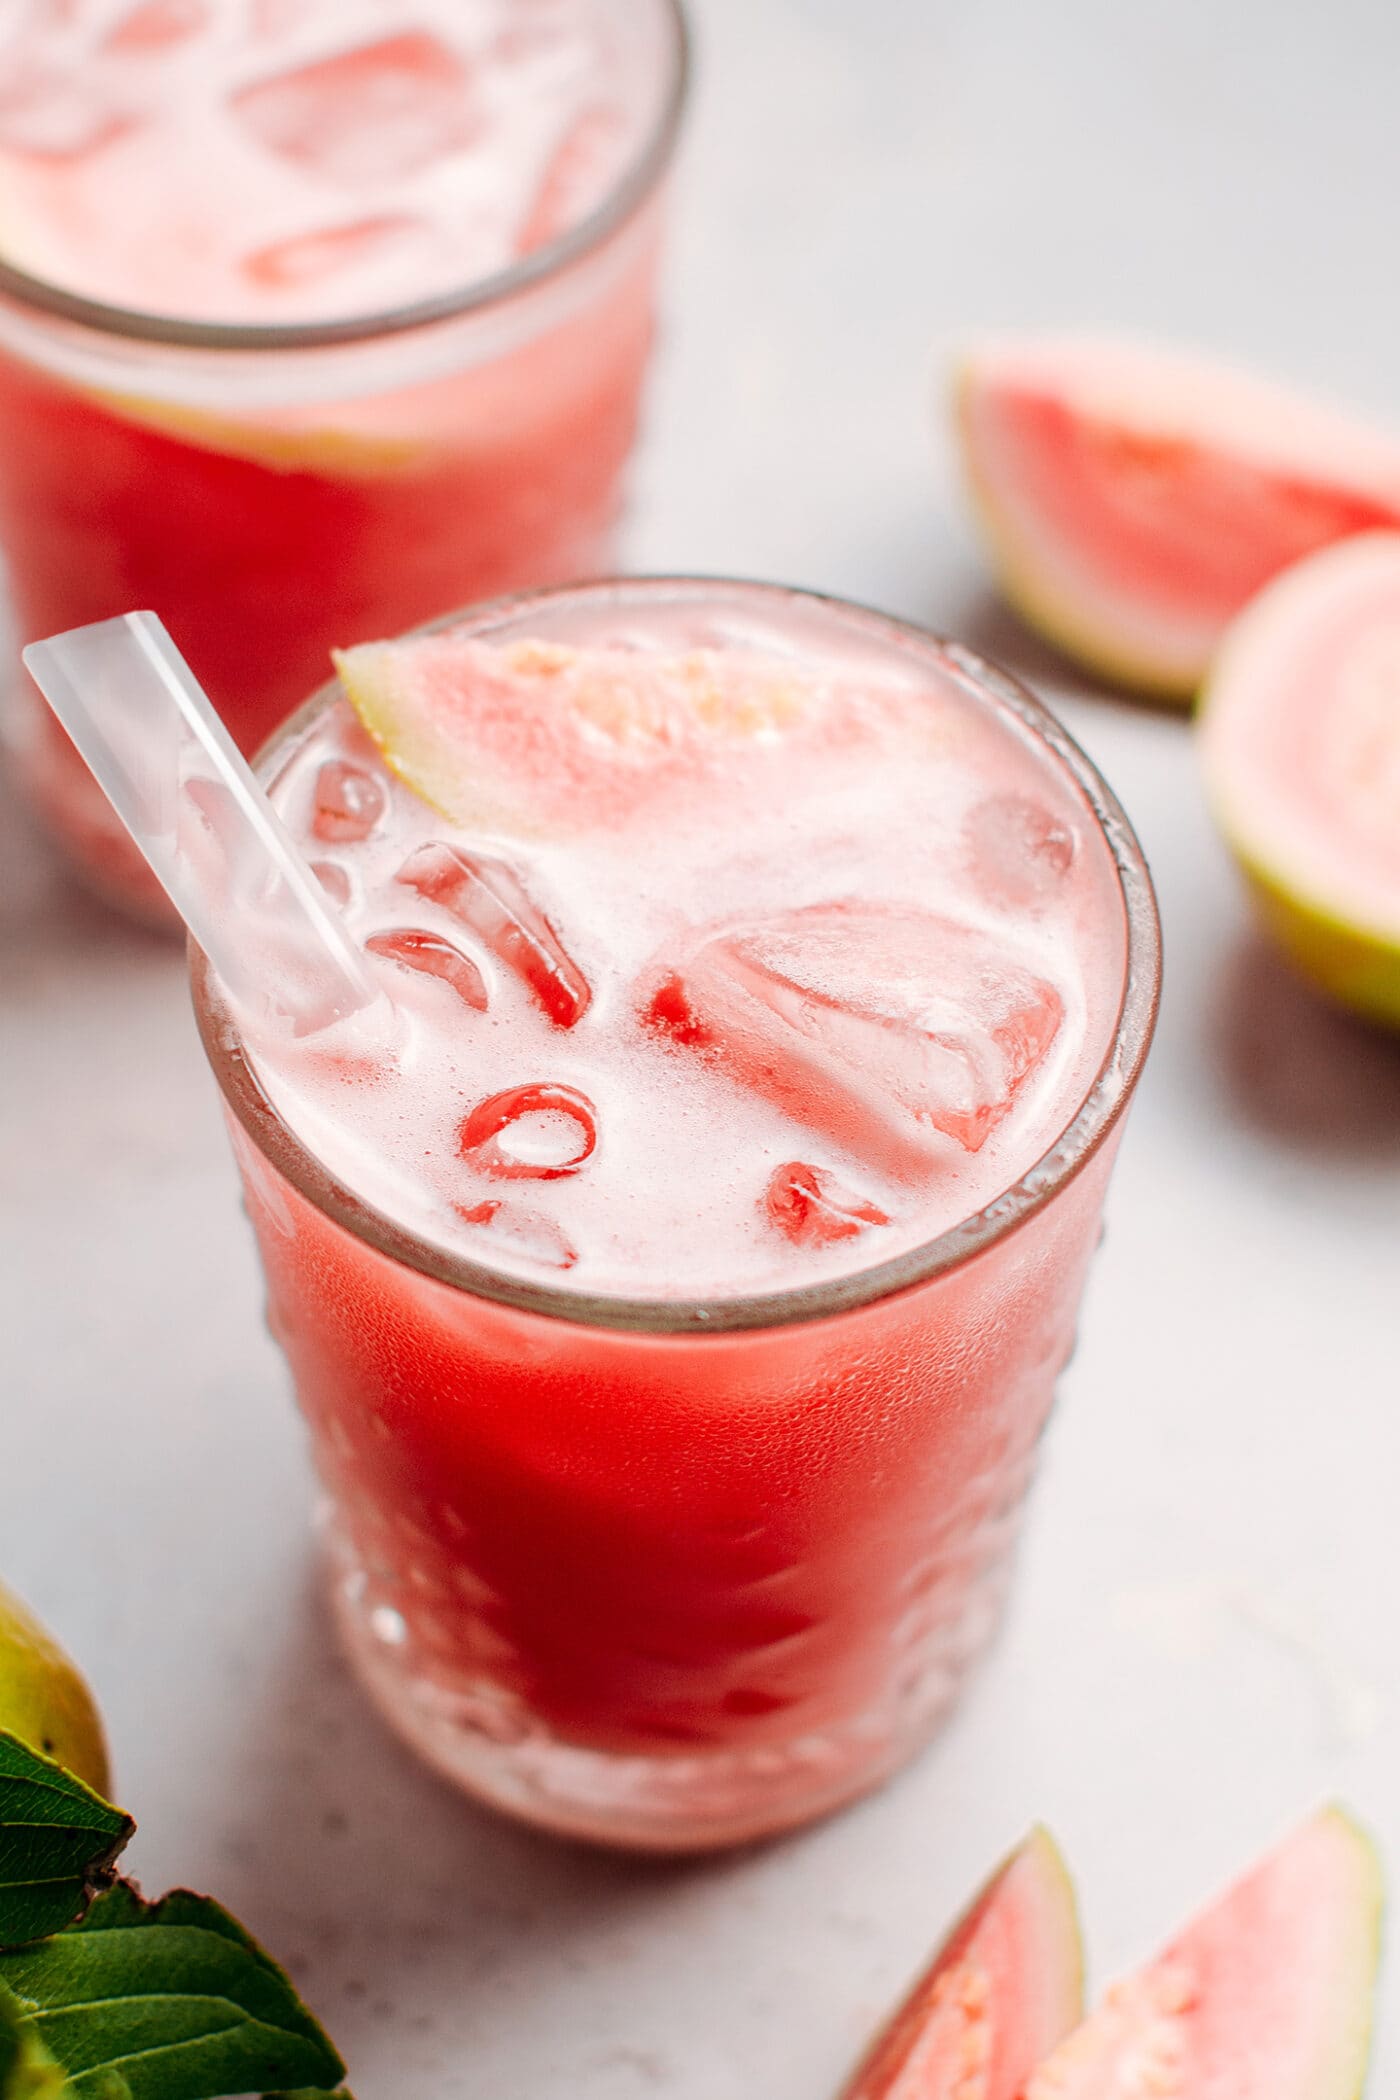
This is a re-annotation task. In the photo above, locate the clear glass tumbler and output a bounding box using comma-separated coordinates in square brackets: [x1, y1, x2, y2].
[192, 581, 1160, 1852]
[0, 0, 688, 921]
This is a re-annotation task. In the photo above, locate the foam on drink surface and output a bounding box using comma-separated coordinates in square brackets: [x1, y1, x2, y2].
[0, 0, 656, 322]
[252, 598, 1128, 1299]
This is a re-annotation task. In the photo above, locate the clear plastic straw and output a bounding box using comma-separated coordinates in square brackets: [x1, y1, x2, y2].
[24, 611, 385, 1035]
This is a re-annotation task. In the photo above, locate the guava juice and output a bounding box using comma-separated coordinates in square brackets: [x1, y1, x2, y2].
[195, 579, 1160, 1849]
[0, 0, 686, 917]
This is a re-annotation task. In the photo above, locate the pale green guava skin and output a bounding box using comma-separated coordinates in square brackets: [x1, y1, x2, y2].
[1239, 862, 1400, 1029]
[0, 1579, 111, 1797]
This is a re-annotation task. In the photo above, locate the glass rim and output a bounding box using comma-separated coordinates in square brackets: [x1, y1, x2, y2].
[0, 0, 690, 356]
[192, 575, 1162, 1338]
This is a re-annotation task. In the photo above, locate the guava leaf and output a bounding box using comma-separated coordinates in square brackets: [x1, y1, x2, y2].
[0, 1737, 133, 1951]
[0, 1884, 346, 2099]
[0, 1978, 73, 2097]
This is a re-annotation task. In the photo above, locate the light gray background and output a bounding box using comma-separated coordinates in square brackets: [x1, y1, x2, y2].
[3, 1, 1399, 2093]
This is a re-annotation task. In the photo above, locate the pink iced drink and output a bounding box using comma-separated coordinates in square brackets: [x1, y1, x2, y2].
[256, 623, 1126, 1293]
[0, 0, 648, 321]
[197, 581, 1158, 1847]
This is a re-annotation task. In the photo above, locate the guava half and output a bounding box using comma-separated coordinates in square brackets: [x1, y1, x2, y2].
[1199, 530, 1400, 1026]
[0, 1579, 110, 1797]
[839, 1827, 1083, 2100]
[1021, 1807, 1381, 2100]
[955, 335, 1400, 702]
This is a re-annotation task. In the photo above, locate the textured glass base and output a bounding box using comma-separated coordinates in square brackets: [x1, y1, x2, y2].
[324, 1519, 1017, 1853]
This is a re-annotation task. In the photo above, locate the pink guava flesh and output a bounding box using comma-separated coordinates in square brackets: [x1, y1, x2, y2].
[958, 337, 1400, 697]
[1200, 529, 1400, 951]
[1020, 1809, 1382, 2100]
[332, 635, 892, 835]
[840, 1828, 1083, 2100]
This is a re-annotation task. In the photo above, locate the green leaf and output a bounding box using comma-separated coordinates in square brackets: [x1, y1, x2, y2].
[0, 1884, 346, 2100]
[0, 1737, 133, 1951]
[0, 1978, 73, 2097]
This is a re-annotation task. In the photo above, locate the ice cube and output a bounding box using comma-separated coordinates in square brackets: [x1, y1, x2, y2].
[250, 0, 311, 32]
[243, 212, 430, 292]
[103, 0, 208, 53]
[490, 12, 568, 66]
[454, 1199, 576, 1273]
[459, 1083, 597, 1181]
[764, 1161, 891, 1247]
[231, 31, 481, 187]
[966, 793, 1077, 909]
[311, 758, 385, 844]
[397, 842, 591, 1028]
[366, 927, 488, 1012]
[516, 105, 621, 255]
[0, 72, 132, 160]
[311, 858, 352, 907]
[644, 904, 1063, 1162]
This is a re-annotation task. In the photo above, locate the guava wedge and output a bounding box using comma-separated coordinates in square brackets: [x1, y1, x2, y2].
[91, 385, 424, 476]
[839, 1828, 1083, 2100]
[956, 335, 1400, 702]
[333, 634, 886, 833]
[0, 1579, 110, 1797]
[1199, 531, 1400, 1027]
[1020, 1807, 1381, 2100]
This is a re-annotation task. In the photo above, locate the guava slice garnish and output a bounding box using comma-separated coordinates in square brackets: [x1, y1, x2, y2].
[88, 383, 425, 475]
[1199, 529, 1400, 1026]
[0, 1578, 110, 1796]
[333, 633, 889, 833]
[839, 1827, 1083, 2100]
[955, 334, 1400, 702]
[1019, 1807, 1381, 2100]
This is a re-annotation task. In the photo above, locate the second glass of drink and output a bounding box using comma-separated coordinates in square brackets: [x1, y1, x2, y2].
[0, 0, 688, 917]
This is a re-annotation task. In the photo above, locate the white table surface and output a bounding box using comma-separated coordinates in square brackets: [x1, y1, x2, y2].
[4, 1, 1399, 2093]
